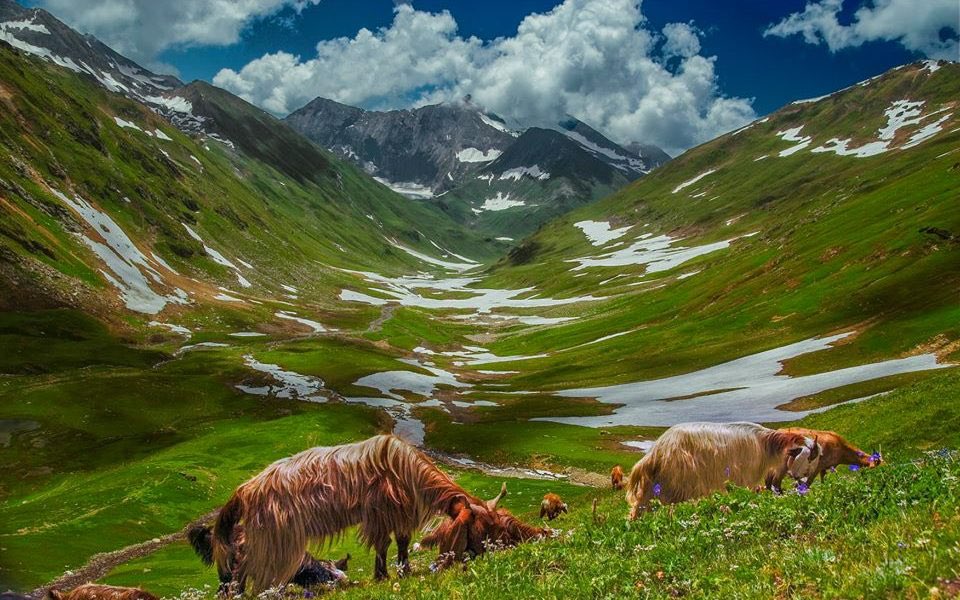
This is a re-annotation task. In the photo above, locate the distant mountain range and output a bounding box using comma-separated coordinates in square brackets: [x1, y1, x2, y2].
[285, 98, 670, 237]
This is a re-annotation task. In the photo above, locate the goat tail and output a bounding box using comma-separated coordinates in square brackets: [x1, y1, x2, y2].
[212, 492, 243, 576]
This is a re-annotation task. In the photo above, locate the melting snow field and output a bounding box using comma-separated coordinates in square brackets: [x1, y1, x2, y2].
[275, 311, 327, 333]
[479, 113, 517, 136]
[54, 190, 188, 314]
[776, 127, 812, 156]
[780, 99, 952, 159]
[567, 232, 756, 272]
[182, 223, 251, 288]
[236, 355, 328, 401]
[354, 358, 470, 400]
[499, 166, 550, 181]
[373, 177, 435, 199]
[480, 193, 526, 211]
[539, 333, 950, 427]
[672, 169, 718, 193]
[574, 220, 632, 246]
[387, 239, 478, 272]
[339, 270, 600, 314]
[456, 148, 503, 163]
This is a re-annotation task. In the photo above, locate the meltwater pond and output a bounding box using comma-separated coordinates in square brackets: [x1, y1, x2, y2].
[538, 333, 949, 427]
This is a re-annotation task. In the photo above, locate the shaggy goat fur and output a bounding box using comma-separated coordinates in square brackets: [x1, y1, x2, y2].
[780, 427, 880, 484]
[539, 493, 568, 520]
[611, 465, 624, 490]
[213, 435, 525, 591]
[626, 422, 821, 519]
[45, 585, 158, 600]
[188, 523, 348, 591]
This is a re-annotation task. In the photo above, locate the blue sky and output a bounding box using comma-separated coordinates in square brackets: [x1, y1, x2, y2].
[156, 0, 919, 116]
[26, 0, 958, 154]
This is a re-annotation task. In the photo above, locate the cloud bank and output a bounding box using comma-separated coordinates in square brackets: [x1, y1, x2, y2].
[765, 0, 959, 60]
[213, 0, 756, 155]
[35, 0, 321, 72]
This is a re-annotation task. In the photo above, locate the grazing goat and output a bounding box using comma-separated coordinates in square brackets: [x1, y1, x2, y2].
[45, 585, 158, 600]
[212, 435, 542, 591]
[188, 523, 348, 592]
[418, 483, 550, 569]
[626, 422, 822, 519]
[539, 493, 568, 520]
[611, 465, 624, 490]
[780, 427, 880, 485]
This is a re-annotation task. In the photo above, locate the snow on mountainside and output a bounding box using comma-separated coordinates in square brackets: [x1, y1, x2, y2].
[0, 0, 294, 168]
[285, 96, 670, 237]
[0, 0, 184, 108]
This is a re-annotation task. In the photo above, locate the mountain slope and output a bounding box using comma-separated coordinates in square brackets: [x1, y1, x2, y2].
[286, 97, 517, 194]
[0, 35, 495, 322]
[0, 0, 183, 104]
[473, 59, 959, 403]
[285, 97, 669, 237]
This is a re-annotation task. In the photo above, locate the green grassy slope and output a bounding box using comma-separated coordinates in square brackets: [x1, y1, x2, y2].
[0, 41, 495, 319]
[1, 51, 959, 599]
[101, 368, 960, 599]
[470, 61, 959, 397]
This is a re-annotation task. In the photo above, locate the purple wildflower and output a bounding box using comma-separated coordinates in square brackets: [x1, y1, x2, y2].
[849, 464, 861, 472]
[653, 483, 662, 497]
[304, 592, 314, 599]
[870, 452, 882, 463]
[725, 466, 731, 478]
[795, 481, 810, 495]
[828, 466, 836, 473]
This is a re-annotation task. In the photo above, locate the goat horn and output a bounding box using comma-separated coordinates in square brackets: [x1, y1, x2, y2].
[487, 482, 507, 510]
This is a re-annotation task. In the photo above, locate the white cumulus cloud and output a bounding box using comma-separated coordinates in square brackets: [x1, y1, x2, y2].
[34, 0, 322, 72]
[764, 0, 959, 60]
[214, 0, 756, 156]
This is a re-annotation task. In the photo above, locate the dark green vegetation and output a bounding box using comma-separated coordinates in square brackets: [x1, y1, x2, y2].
[0, 23, 957, 599]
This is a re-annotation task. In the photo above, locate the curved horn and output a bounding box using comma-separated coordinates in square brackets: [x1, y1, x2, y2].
[487, 482, 507, 510]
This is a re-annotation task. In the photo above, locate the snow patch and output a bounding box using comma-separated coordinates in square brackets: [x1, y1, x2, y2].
[567, 232, 756, 273]
[479, 113, 518, 136]
[113, 117, 142, 132]
[276, 311, 327, 333]
[480, 192, 525, 211]
[182, 223, 251, 288]
[776, 127, 812, 156]
[373, 177, 435, 199]
[456, 148, 502, 163]
[387, 239, 478, 272]
[339, 270, 600, 314]
[540, 333, 949, 427]
[237, 355, 328, 401]
[672, 169, 718, 193]
[54, 190, 187, 314]
[499, 165, 550, 181]
[574, 220, 632, 246]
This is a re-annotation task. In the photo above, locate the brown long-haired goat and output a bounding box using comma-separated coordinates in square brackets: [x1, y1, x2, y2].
[539, 493, 567, 520]
[780, 427, 880, 484]
[213, 435, 542, 591]
[626, 422, 821, 519]
[45, 585, 158, 600]
[611, 465, 624, 490]
[418, 483, 549, 570]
